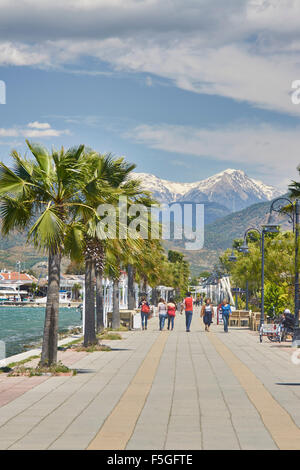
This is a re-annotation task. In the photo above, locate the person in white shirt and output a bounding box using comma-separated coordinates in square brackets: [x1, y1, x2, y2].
[157, 298, 167, 331]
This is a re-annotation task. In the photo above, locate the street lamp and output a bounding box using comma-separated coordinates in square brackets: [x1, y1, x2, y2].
[240, 227, 267, 327]
[228, 247, 240, 309]
[265, 197, 300, 347]
[228, 248, 238, 263]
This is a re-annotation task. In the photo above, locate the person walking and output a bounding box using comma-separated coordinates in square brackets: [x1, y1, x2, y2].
[201, 297, 214, 331]
[158, 298, 168, 331]
[181, 292, 193, 332]
[221, 299, 231, 332]
[167, 298, 177, 330]
[140, 297, 150, 330]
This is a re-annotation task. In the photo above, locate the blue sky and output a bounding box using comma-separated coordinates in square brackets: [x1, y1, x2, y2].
[1, 0, 300, 190]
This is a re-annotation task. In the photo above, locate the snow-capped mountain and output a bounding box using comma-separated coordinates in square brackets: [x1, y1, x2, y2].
[132, 169, 282, 212]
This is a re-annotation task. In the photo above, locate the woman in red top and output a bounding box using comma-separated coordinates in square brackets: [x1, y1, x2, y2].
[167, 298, 177, 330]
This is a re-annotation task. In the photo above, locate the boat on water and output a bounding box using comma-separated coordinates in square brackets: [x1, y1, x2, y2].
[0, 287, 29, 304]
[35, 290, 72, 306]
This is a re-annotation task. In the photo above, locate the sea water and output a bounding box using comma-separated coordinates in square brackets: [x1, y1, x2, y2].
[0, 306, 82, 358]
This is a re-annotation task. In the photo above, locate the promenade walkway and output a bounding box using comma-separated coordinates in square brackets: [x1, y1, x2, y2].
[1, 309, 300, 450]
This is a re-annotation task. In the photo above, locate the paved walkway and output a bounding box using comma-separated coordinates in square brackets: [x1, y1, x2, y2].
[1, 309, 300, 450]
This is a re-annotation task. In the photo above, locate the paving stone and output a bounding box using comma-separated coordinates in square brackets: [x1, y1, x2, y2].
[1, 314, 292, 450]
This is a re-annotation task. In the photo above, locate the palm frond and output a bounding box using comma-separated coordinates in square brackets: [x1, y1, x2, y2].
[288, 180, 300, 198]
[0, 162, 30, 194]
[28, 205, 65, 251]
[0, 196, 33, 235]
[26, 140, 52, 176]
[11, 150, 34, 182]
[64, 222, 85, 262]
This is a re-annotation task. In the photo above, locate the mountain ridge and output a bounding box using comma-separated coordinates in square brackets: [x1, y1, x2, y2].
[132, 168, 282, 212]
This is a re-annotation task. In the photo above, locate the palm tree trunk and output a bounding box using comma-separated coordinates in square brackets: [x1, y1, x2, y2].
[143, 276, 147, 292]
[127, 264, 136, 310]
[40, 249, 61, 366]
[112, 277, 120, 329]
[143, 276, 148, 300]
[152, 286, 158, 306]
[96, 268, 104, 333]
[84, 256, 97, 346]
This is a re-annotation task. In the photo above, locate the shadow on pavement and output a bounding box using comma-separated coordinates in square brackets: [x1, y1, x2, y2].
[276, 383, 300, 386]
[109, 348, 133, 351]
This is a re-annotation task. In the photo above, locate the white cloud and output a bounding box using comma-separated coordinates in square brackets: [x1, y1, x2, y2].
[0, 122, 70, 138]
[27, 121, 51, 129]
[0, 42, 49, 66]
[1, 1, 300, 114]
[125, 122, 300, 187]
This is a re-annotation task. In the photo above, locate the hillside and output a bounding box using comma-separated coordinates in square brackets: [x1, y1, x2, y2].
[0, 196, 291, 276]
[165, 197, 291, 275]
[0, 231, 46, 271]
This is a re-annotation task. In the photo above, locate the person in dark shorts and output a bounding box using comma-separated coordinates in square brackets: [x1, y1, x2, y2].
[201, 297, 214, 331]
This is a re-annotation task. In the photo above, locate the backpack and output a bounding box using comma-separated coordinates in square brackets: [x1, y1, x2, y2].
[141, 303, 150, 314]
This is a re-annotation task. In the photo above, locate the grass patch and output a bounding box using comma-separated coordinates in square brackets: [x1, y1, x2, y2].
[72, 343, 111, 353]
[7, 361, 76, 377]
[58, 338, 82, 350]
[6, 355, 40, 368]
[106, 325, 129, 332]
[98, 332, 123, 340]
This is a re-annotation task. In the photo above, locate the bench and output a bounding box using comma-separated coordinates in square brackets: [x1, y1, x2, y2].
[228, 310, 251, 327]
[249, 312, 267, 331]
[228, 311, 240, 327]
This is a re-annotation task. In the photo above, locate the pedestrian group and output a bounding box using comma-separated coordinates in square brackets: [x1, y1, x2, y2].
[140, 294, 232, 333]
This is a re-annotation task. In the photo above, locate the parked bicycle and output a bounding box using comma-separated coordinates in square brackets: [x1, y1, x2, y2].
[259, 310, 295, 343]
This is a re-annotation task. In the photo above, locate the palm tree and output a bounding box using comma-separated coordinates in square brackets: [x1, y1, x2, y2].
[69, 153, 143, 343]
[95, 243, 105, 332]
[106, 258, 121, 330]
[0, 141, 94, 365]
[127, 263, 136, 310]
[105, 239, 138, 330]
[68, 155, 159, 340]
[125, 193, 160, 307]
[83, 158, 154, 339]
[72, 283, 81, 301]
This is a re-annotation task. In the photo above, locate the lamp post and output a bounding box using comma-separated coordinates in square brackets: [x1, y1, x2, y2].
[245, 280, 249, 311]
[239, 227, 266, 328]
[228, 247, 240, 309]
[229, 248, 237, 263]
[264, 197, 300, 346]
[233, 245, 249, 310]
